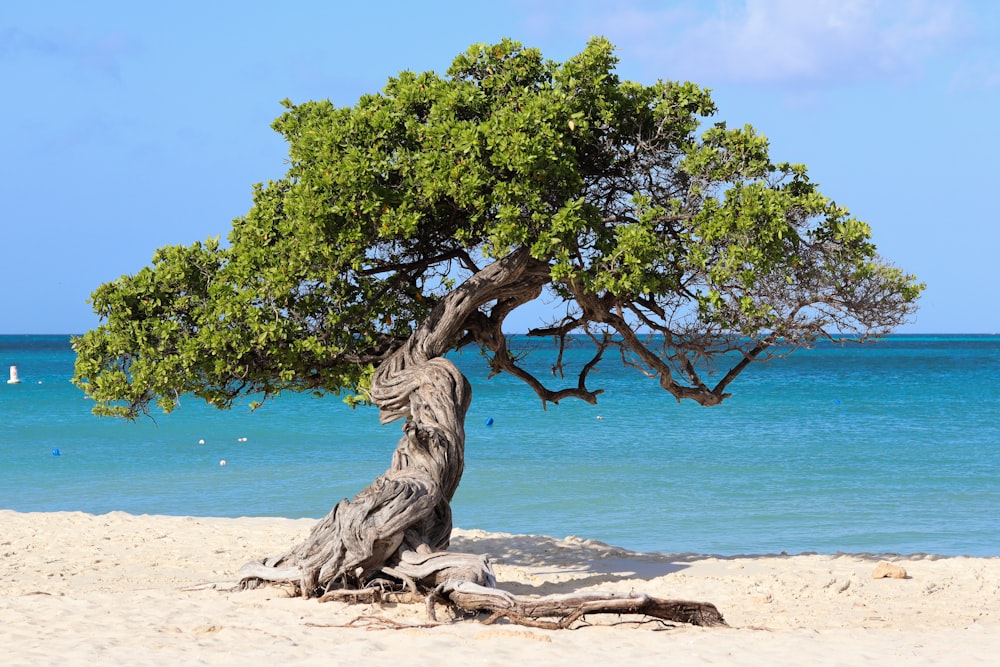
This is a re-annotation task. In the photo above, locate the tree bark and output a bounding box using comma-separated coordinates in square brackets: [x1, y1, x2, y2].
[238, 343, 476, 595]
[238, 249, 726, 628]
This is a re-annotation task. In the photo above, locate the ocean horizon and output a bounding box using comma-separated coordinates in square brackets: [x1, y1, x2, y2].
[2, 333, 998, 557]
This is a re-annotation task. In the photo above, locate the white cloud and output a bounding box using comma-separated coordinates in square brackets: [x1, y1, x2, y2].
[523, 0, 973, 89]
[667, 0, 969, 86]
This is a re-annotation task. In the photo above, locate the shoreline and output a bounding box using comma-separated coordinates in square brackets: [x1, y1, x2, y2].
[2, 510, 998, 665]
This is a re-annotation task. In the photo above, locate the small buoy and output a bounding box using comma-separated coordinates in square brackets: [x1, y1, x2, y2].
[219, 460, 227, 466]
[596, 415, 604, 420]
[485, 417, 494, 426]
[198, 439, 205, 445]
[52, 449, 61, 456]
[237, 437, 247, 442]
[7, 366, 21, 384]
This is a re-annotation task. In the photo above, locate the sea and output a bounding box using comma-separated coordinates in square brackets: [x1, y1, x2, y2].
[2, 334, 998, 557]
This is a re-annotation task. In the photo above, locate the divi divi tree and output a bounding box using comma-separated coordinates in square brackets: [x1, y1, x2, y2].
[73, 39, 921, 627]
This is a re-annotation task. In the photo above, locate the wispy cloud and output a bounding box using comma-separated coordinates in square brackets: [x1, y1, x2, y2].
[0, 24, 138, 80]
[522, 0, 974, 89]
[665, 0, 965, 87]
[42, 115, 122, 153]
[950, 56, 1000, 91]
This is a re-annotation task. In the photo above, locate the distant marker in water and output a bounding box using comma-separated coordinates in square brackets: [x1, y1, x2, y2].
[198, 439, 206, 445]
[237, 437, 248, 442]
[219, 459, 227, 466]
[485, 417, 494, 426]
[7, 366, 21, 384]
[52, 448, 60, 456]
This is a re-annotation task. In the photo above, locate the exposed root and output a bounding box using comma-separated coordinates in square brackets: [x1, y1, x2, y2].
[435, 580, 726, 629]
[306, 617, 444, 631]
[316, 587, 424, 605]
[241, 547, 724, 629]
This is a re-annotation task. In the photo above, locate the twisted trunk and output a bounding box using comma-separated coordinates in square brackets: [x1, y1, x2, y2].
[238, 341, 490, 595]
[238, 249, 725, 628]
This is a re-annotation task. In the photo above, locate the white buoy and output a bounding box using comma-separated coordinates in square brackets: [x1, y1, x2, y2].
[219, 460, 227, 466]
[198, 439, 206, 445]
[7, 366, 20, 384]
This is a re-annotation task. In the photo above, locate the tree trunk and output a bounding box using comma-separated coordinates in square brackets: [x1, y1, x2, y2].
[238, 249, 725, 628]
[238, 340, 487, 595]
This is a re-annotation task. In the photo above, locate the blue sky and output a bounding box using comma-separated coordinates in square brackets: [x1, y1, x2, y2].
[3, 0, 998, 334]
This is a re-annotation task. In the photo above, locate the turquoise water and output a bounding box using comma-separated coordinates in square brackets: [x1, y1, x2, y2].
[2, 334, 998, 557]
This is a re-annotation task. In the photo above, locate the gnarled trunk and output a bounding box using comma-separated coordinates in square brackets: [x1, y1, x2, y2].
[238, 249, 725, 628]
[238, 340, 491, 595]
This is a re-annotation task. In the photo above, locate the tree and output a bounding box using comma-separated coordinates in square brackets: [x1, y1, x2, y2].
[72, 38, 921, 628]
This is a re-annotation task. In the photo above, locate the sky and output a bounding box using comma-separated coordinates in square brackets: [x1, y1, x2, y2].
[2, 0, 998, 334]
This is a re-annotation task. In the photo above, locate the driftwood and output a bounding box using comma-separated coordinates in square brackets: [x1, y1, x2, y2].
[238, 250, 726, 629]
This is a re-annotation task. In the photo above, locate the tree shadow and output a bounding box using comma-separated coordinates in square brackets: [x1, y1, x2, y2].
[449, 530, 706, 595]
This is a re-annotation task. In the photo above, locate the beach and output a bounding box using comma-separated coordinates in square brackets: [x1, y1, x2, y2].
[1, 510, 997, 665]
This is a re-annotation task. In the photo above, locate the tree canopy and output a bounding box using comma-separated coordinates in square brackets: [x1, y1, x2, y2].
[73, 37, 922, 418]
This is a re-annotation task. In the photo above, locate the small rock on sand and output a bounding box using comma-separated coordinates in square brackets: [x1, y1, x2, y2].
[872, 561, 908, 579]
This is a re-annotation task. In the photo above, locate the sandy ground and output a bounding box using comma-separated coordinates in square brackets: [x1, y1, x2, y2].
[1, 510, 997, 665]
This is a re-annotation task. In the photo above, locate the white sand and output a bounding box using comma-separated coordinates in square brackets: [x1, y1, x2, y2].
[1, 510, 997, 666]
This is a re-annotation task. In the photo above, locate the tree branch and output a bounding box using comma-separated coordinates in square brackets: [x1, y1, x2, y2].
[358, 247, 478, 278]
